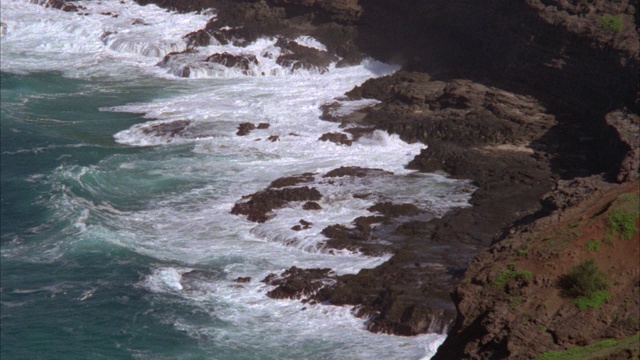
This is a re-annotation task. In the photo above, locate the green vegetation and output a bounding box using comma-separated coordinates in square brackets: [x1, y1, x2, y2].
[599, 14, 624, 33]
[493, 263, 533, 291]
[536, 339, 618, 360]
[510, 295, 525, 309]
[560, 259, 610, 309]
[538, 325, 547, 333]
[607, 209, 639, 240]
[572, 290, 611, 310]
[517, 244, 532, 256]
[585, 239, 601, 252]
[535, 333, 639, 360]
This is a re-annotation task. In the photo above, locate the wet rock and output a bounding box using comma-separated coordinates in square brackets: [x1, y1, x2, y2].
[206, 52, 259, 72]
[320, 216, 388, 256]
[323, 166, 391, 178]
[131, 18, 149, 26]
[318, 132, 352, 146]
[291, 219, 312, 231]
[234, 277, 251, 283]
[303, 201, 322, 210]
[257, 123, 270, 129]
[268, 173, 315, 189]
[141, 120, 190, 139]
[267, 135, 280, 142]
[100, 11, 118, 17]
[236, 122, 256, 136]
[263, 266, 336, 300]
[275, 39, 339, 73]
[36, 0, 78, 12]
[368, 202, 423, 218]
[231, 186, 322, 223]
[299, 219, 313, 228]
[184, 29, 213, 47]
[180, 269, 224, 291]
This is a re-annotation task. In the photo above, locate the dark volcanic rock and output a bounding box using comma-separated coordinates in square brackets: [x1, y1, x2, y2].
[320, 216, 388, 256]
[292, 219, 313, 231]
[37, 0, 78, 12]
[302, 201, 321, 210]
[236, 122, 256, 136]
[206, 52, 259, 72]
[263, 266, 335, 300]
[268, 173, 315, 188]
[323, 166, 391, 178]
[368, 202, 423, 218]
[318, 132, 352, 146]
[184, 29, 213, 47]
[602, 110, 640, 182]
[275, 39, 339, 73]
[141, 120, 191, 139]
[231, 186, 322, 223]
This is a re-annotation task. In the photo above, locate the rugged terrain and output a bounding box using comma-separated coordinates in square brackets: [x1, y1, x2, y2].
[43, 0, 640, 357]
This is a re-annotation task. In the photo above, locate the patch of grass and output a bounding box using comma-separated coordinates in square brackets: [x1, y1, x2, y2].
[572, 290, 611, 310]
[493, 263, 533, 291]
[599, 14, 624, 33]
[607, 209, 639, 240]
[585, 239, 601, 252]
[535, 333, 639, 360]
[538, 325, 547, 333]
[560, 259, 610, 307]
[536, 339, 618, 360]
[517, 244, 532, 256]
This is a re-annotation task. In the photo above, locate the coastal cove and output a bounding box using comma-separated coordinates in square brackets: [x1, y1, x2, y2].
[1, 0, 639, 359]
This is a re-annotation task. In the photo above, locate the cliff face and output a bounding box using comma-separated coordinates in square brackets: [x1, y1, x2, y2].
[129, 0, 639, 356]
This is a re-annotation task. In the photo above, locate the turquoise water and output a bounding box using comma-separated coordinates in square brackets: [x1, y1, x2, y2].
[1, 71, 207, 359]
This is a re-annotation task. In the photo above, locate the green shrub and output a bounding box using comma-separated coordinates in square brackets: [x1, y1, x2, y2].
[585, 239, 601, 252]
[599, 15, 623, 33]
[608, 209, 639, 240]
[560, 259, 609, 299]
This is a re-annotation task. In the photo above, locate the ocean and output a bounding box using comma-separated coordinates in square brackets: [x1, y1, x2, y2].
[0, 1, 473, 358]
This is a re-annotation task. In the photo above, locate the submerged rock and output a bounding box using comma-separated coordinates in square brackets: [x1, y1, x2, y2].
[236, 122, 256, 136]
[262, 266, 335, 300]
[141, 120, 190, 139]
[231, 186, 322, 223]
[318, 132, 352, 146]
[205, 52, 259, 72]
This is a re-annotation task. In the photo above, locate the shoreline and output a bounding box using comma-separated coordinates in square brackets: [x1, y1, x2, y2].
[41, 0, 639, 356]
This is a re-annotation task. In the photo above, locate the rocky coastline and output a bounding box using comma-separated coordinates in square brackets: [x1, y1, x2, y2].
[46, 0, 639, 357]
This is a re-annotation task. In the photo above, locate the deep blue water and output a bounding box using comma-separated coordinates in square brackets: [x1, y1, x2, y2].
[1, 71, 211, 359]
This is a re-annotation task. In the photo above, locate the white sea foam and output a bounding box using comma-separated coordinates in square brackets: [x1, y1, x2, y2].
[0, 0, 209, 77]
[141, 265, 447, 359]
